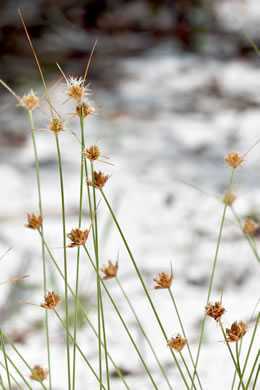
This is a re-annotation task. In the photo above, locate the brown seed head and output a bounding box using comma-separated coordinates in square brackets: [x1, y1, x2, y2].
[29, 365, 48, 382]
[205, 299, 226, 323]
[86, 145, 101, 161]
[100, 260, 118, 280]
[225, 320, 248, 343]
[243, 218, 258, 234]
[65, 76, 90, 102]
[48, 118, 64, 135]
[224, 152, 244, 169]
[153, 271, 174, 289]
[25, 213, 42, 230]
[87, 171, 109, 190]
[20, 90, 39, 111]
[77, 101, 96, 118]
[67, 228, 89, 248]
[40, 291, 60, 310]
[167, 334, 187, 352]
[222, 192, 236, 206]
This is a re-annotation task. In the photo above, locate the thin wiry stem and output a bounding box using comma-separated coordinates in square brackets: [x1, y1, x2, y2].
[28, 110, 52, 390]
[55, 134, 71, 390]
[252, 363, 260, 390]
[0, 361, 23, 390]
[191, 168, 236, 388]
[100, 189, 190, 390]
[179, 352, 197, 389]
[0, 329, 11, 389]
[54, 310, 107, 390]
[0, 354, 32, 389]
[38, 231, 130, 389]
[116, 276, 173, 390]
[247, 351, 259, 390]
[231, 339, 243, 390]
[168, 288, 203, 390]
[237, 312, 260, 390]
[236, 341, 244, 389]
[84, 245, 159, 389]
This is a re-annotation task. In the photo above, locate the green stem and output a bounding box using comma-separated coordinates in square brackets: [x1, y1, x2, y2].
[101, 189, 190, 390]
[0, 361, 23, 390]
[179, 352, 197, 389]
[191, 168, 235, 388]
[72, 112, 85, 390]
[116, 276, 173, 390]
[0, 354, 32, 389]
[28, 109, 52, 390]
[55, 134, 71, 390]
[54, 310, 107, 390]
[246, 351, 259, 390]
[252, 363, 259, 390]
[84, 245, 159, 389]
[238, 312, 260, 390]
[236, 342, 243, 389]
[38, 231, 130, 389]
[231, 339, 243, 390]
[168, 288, 202, 390]
[0, 330, 11, 390]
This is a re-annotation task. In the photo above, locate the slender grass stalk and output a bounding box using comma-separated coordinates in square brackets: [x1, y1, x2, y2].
[252, 363, 259, 390]
[0, 354, 32, 389]
[191, 168, 236, 388]
[168, 288, 203, 390]
[231, 339, 243, 390]
[246, 351, 259, 390]
[72, 112, 85, 390]
[28, 109, 52, 389]
[55, 134, 71, 390]
[237, 312, 260, 390]
[116, 276, 173, 390]
[38, 230, 130, 389]
[0, 330, 11, 390]
[54, 310, 107, 390]
[0, 361, 23, 390]
[2, 333, 47, 390]
[84, 245, 159, 389]
[179, 352, 197, 389]
[0, 374, 3, 390]
[219, 325, 246, 390]
[100, 189, 190, 390]
[236, 341, 244, 388]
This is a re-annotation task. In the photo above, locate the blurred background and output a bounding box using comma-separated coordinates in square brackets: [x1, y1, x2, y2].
[0, 1, 260, 389]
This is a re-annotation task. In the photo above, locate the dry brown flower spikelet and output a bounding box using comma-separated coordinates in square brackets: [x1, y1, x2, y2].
[167, 334, 187, 352]
[224, 152, 244, 169]
[25, 213, 42, 230]
[87, 171, 109, 190]
[20, 90, 39, 111]
[243, 218, 258, 234]
[67, 228, 89, 248]
[40, 291, 60, 310]
[100, 260, 119, 280]
[77, 101, 96, 118]
[153, 270, 174, 289]
[222, 191, 236, 206]
[29, 365, 48, 382]
[205, 298, 226, 323]
[225, 320, 248, 343]
[47, 118, 64, 135]
[86, 144, 101, 161]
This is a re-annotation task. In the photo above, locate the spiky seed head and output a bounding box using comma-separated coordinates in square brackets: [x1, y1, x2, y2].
[29, 365, 48, 382]
[100, 260, 118, 280]
[20, 90, 39, 111]
[153, 271, 174, 289]
[86, 145, 101, 161]
[222, 192, 236, 206]
[47, 118, 64, 135]
[243, 218, 258, 234]
[224, 152, 244, 169]
[87, 171, 109, 190]
[40, 291, 60, 310]
[205, 299, 226, 323]
[67, 228, 89, 248]
[167, 334, 187, 352]
[65, 76, 91, 102]
[225, 320, 248, 343]
[25, 213, 42, 230]
[77, 101, 96, 118]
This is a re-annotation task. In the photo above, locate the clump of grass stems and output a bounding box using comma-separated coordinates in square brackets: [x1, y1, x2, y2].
[0, 9, 259, 390]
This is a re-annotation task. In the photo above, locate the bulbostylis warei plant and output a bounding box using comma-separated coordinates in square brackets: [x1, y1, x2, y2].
[0, 9, 259, 390]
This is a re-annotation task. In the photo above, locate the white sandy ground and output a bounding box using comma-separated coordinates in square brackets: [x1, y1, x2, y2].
[1, 8, 260, 390]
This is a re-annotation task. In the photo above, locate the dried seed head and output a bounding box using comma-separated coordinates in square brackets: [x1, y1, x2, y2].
[205, 299, 226, 323]
[77, 101, 96, 118]
[25, 213, 42, 230]
[40, 291, 60, 310]
[226, 320, 248, 343]
[222, 192, 236, 206]
[20, 90, 39, 111]
[86, 145, 101, 161]
[167, 334, 187, 352]
[65, 76, 90, 102]
[243, 219, 258, 234]
[29, 365, 48, 382]
[100, 260, 118, 280]
[153, 271, 174, 289]
[67, 228, 89, 248]
[224, 152, 244, 169]
[87, 171, 109, 190]
[47, 118, 64, 135]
